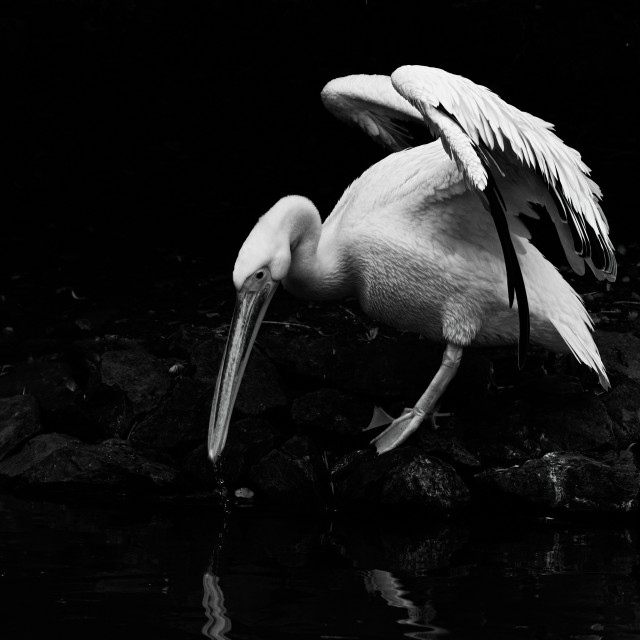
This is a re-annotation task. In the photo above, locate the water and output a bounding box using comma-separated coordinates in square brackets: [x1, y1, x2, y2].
[1, 494, 639, 639]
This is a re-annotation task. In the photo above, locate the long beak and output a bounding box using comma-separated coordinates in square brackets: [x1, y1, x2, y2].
[208, 271, 278, 464]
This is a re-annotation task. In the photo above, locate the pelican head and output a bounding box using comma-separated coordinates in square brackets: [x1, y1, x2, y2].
[208, 198, 310, 464]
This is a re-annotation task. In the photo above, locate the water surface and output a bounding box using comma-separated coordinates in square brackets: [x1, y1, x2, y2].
[1, 494, 639, 639]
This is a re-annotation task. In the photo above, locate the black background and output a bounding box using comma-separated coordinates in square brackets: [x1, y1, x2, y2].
[2, 0, 638, 300]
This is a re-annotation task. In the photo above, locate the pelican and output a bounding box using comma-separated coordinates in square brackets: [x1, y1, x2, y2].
[208, 65, 615, 464]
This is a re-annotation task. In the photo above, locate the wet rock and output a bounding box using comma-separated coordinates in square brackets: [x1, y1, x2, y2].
[417, 427, 482, 469]
[128, 377, 210, 454]
[603, 379, 640, 446]
[0, 433, 182, 493]
[249, 435, 330, 513]
[100, 345, 172, 414]
[333, 447, 470, 513]
[291, 388, 372, 439]
[0, 395, 41, 461]
[475, 451, 639, 512]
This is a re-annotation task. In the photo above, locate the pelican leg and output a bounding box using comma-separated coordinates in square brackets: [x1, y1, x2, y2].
[370, 343, 463, 455]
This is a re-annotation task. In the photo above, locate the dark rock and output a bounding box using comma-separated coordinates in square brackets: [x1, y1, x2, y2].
[417, 427, 482, 469]
[235, 348, 288, 416]
[445, 346, 499, 411]
[177, 329, 220, 384]
[475, 451, 639, 512]
[333, 447, 470, 513]
[291, 388, 372, 438]
[100, 345, 172, 414]
[87, 343, 176, 440]
[181, 443, 218, 488]
[0, 356, 102, 440]
[603, 379, 640, 446]
[260, 325, 499, 416]
[217, 417, 282, 486]
[0, 326, 21, 361]
[527, 393, 614, 452]
[128, 377, 210, 453]
[249, 435, 330, 513]
[461, 412, 544, 466]
[81, 385, 136, 440]
[173, 324, 287, 415]
[21, 338, 63, 359]
[487, 345, 551, 387]
[169, 324, 213, 356]
[331, 449, 371, 477]
[0, 395, 41, 461]
[0, 357, 80, 411]
[67, 337, 104, 377]
[512, 374, 585, 399]
[0, 433, 71, 480]
[0, 433, 182, 493]
[466, 383, 614, 465]
[260, 327, 444, 402]
[596, 331, 640, 382]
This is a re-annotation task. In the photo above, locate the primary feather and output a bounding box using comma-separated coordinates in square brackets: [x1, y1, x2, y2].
[322, 65, 616, 283]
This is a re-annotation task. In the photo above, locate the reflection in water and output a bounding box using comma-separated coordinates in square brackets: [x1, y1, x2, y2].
[202, 573, 231, 640]
[363, 568, 448, 637]
[1, 493, 640, 639]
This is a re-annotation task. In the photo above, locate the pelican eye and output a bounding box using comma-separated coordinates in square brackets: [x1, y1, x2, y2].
[255, 270, 265, 280]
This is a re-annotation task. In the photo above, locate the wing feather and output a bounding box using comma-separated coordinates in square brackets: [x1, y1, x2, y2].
[390, 65, 615, 282]
[321, 75, 424, 152]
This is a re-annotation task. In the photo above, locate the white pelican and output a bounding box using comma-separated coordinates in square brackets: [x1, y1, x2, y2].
[208, 65, 616, 463]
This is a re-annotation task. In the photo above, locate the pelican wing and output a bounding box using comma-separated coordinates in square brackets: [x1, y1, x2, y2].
[322, 65, 616, 366]
[391, 65, 616, 282]
[321, 75, 425, 152]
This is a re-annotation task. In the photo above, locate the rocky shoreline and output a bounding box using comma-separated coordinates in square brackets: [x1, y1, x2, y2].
[2, 269, 639, 515]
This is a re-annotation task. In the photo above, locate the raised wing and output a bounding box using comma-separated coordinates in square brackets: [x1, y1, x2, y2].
[390, 65, 615, 283]
[321, 75, 425, 152]
[321, 65, 616, 366]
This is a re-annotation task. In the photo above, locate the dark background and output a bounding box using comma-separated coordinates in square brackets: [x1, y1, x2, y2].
[2, 0, 638, 309]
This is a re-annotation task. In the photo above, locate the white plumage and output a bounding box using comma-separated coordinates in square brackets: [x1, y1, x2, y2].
[208, 65, 615, 463]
